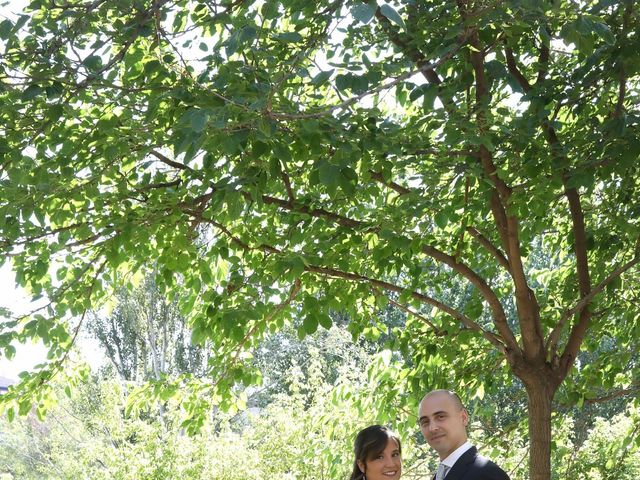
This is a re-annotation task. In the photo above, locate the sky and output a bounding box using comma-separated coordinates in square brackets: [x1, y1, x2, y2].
[0, 264, 48, 379]
[0, 264, 106, 381]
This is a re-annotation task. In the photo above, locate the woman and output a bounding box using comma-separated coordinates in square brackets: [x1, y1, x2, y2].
[350, 425, 402, 480]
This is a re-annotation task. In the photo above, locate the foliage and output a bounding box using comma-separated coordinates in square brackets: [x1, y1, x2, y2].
[249, 313, 376, 407]
[1, 1, 639, 478]
[0, 338, 433, 480]
[2, 355, 640, 479]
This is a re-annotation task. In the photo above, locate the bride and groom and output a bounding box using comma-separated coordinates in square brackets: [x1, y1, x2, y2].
[350, 389, 510, 480]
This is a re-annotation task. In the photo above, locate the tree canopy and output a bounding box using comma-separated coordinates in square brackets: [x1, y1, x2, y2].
[0, 1, 639, 479]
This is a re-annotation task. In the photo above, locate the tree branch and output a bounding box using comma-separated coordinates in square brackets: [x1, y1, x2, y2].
[614, 1, 634, 118]
[505, 46, 532, 93]
[269, 44, 462, 120]
[420, 244, 518, 351]
[307, 264, 507, 350]
[464, 18, 541, 358]
[553, 241, 640, 363]
[536, 28, 551, 85]
[378, 291, 445, 336]
[280, 164, 295, 203]
[192, 209, 507, 351]
[373, 6, 442, 86]
[557, 178, 592, 377]
[258, 194, 368, 230]
[614, 65, 627, 118]
[369, 170, 412, 195]
[466, 226, 512, 273]
[149, 150, 196, 173]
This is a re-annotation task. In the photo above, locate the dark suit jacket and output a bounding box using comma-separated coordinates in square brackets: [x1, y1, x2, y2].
[433, 446, 510, 480]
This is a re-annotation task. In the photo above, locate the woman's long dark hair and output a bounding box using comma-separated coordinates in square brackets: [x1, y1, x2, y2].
[349, 425, 402, 480]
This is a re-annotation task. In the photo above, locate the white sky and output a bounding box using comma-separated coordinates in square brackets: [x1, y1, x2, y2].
[0, 263, 48, 379]
[0, 264, 106, 381]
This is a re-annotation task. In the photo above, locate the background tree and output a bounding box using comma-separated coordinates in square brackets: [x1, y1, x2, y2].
[88, 273, 208, 382]
[0, 1, 639, 479]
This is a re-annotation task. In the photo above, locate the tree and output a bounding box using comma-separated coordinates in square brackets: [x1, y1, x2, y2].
[88, 273, 208, 382]
[0, 1, 639, 478]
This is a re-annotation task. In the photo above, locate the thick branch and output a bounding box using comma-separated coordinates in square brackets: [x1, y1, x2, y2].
[466, 23, 543, 357]
[192, 210, 507, 350]
[583, 384, 640, 404]
[536, 29, 551, 85]
[548, 254, 640, 357]
[420, 244, 518, 351]
[307, 264, 506, 350]
[280, 166, 295, 203]
[557, 180, 592, 377]
[505, 47, 532, 93]
[258, 194, 367, 230]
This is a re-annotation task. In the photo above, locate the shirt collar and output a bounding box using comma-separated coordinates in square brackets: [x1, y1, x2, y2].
[441, 441, 473, 468]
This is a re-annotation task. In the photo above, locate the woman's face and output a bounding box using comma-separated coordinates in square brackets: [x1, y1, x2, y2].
[358, 438, 402, 480]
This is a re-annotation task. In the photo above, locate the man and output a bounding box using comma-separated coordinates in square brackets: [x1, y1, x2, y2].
[418, 389, 510, 480]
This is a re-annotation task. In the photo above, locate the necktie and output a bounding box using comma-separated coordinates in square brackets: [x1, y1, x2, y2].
[435, 463, 450, 480]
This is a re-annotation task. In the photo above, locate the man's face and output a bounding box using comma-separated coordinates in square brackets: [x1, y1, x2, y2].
[418, 392, 469, 460]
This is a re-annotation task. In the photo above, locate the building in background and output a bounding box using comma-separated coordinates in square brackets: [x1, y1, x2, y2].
[0, 376, 14, 394]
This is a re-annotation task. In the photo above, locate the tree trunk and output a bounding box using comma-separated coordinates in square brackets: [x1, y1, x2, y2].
[525, 376, 555, 480]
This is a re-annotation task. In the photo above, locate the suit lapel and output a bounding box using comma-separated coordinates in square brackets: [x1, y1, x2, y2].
[440, 446, 477, 480]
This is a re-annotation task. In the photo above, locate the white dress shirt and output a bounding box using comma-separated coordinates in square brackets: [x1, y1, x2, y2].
[441, 441, 474, 471]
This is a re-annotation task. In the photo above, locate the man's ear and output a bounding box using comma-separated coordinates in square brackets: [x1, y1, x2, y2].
[357, 460, 365, 473]
[461, 408, 469, 426]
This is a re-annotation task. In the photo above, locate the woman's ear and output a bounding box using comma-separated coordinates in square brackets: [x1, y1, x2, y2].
[357, 460, 365, 473]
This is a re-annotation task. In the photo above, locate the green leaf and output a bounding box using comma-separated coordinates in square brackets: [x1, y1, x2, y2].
[311, 69, 334, 85]
[18, 399, 32, 416]
[21, 85, 42, 101]
[275, 31, 303, 43]
[83, 55, 103, 71]
[4, 344, 16, 359]
[434, 211, 448, 229]
[261, 1, 280, 19]
[475, 382, 485, 400]
[0, 19, 13, 40]
[13, 14, 29, 32]
[289, 256, 306, 278]
[318, 162, 340, 191]
[464, 293, 483, 320]
[318, 312, 332, 330]
[225, 33, 240, 56]
[351, 4, 376, 24]
[297, 325, 306, 340]
[189, 109, 208, 133]
[335, 74, 352, 92]
[591, 21, 614, 45]
[240, 25, 258, 44]
[303, 314, 318, 334]
[380, 4, 405, 30]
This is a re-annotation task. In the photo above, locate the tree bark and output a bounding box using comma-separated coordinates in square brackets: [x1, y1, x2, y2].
[523, 373, 555, 480]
